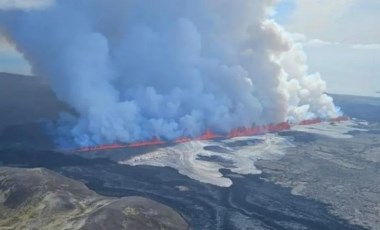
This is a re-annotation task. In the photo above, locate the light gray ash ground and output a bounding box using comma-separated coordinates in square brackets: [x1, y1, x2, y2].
[257, 126, 380, 229]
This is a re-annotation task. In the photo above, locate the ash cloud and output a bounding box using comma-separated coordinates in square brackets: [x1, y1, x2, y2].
[0, 0, 340, 146]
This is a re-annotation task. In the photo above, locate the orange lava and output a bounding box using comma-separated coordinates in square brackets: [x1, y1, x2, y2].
[173, 136, 193, 144]
[298, 118, 322, 126]
[70, 116, 349, 153]
[128, 136, 165, 148]
[328, 116, 350, 123]
[196, 129, 223, 140]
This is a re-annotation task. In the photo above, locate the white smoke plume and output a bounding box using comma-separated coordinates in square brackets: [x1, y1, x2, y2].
[0, 0, 341, 146]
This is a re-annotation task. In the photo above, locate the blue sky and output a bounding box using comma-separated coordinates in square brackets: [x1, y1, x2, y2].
[0, 36, 31, 75]
[273, 0, 380, 96]
[273, 0, 295, 24]
[0, 0, 379, 96]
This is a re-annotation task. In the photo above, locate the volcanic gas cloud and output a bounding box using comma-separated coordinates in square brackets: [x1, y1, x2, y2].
[0, 0, 341, 146]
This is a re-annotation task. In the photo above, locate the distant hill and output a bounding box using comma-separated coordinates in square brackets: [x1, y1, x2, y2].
[330, 93, 380, 123]
[0, 72, 68, 132]
[0, 167, 188, 230]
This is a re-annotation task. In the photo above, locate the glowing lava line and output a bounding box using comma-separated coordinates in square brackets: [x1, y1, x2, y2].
[72, 116, 350, 153]
[128, 137, 165, 148]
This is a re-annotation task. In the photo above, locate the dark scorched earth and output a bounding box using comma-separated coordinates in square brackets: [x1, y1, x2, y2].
[1, 73, 379, 230]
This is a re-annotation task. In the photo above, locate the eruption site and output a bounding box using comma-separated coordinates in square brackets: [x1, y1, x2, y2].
[75, 116, 350, 153]
[0, 0, 341, 147]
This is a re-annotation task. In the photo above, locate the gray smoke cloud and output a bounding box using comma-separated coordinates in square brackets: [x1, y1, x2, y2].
[0, 0, 341, 146]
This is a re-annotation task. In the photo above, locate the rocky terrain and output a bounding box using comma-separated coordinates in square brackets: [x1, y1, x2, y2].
[116, 118, 380, 230]
[0, 73, 379, 229]
[0, 167, 188, 230]
[256, 127, 380, 230]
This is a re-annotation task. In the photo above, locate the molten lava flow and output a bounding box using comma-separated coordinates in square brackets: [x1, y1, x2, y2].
[299, 118, 322, 126]
[228, 127, 258, 138]
[173, 136, 193, 144]
[69, 116, 349, 153]
[277, 122, 292, 131]
[196, 129, 223, 140]
[228, 122, 291, 139]
[329, 116, 350, 122]
[128, 137, 165, 148]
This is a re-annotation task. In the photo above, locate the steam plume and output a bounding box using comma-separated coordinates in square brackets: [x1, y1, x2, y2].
[0, 0, 340, 146]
